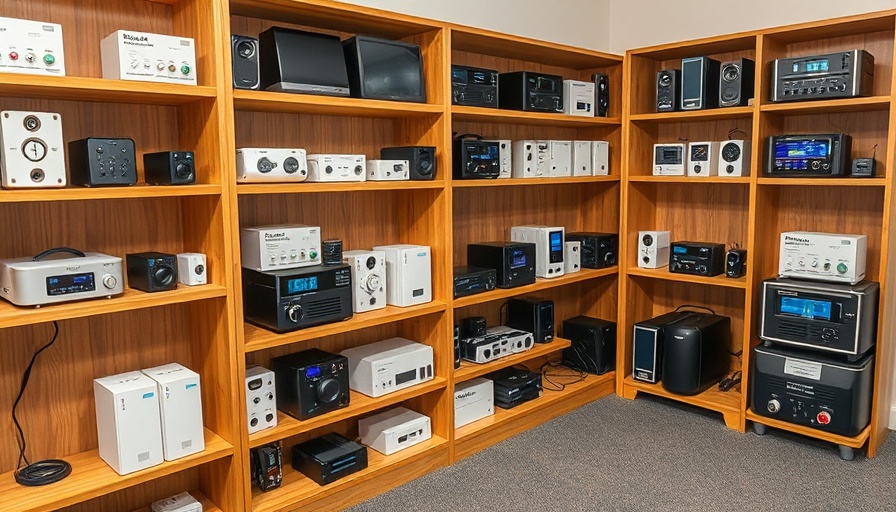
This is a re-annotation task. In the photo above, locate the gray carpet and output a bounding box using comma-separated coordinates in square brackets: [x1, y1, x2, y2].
[348, 395, 896, 511]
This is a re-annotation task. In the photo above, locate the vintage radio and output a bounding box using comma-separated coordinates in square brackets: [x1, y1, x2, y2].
[240, 225, 321, 271]
[511, 140, 550, 178]
[454, 138, 500, 179]
[0, 17, 65, 76]
[306, 154, 366, 182]
[669, 241, 726, 277]
[340, 337, 434, 397]
[343, 36, 426, 102]
[562, 79, 594, 116]
[101, 30, 196, 85]
[510, 225, 564, 279]
[565, 232, 617, 269]
[271, 348, 350, 420]
[687, 141, 720, 177]
[466, 241, 536, 288]
[561, 316, 616, 375]
[292, 433, 367, 485]
[760, 277, 878, 358]
[498, 71, 563, 113]
[241, 264, 353, 333]
[770, 50, 874, 103]
[236, 148, 308, 183]
[451, 65, 498, 108]
[507, 297, 554, 343]
[765, 133, 851, 177]
[778, 231, 866, 285]
[680, 56, 720, 110]
[653, 143, 686, 175]
[453, 265, 497, 298]
[0, 248, 123, 306]
[259, 27, 349, 96]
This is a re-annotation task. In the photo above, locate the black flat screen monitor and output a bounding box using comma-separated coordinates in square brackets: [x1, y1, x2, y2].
[259, 27, 350, 97]
[342, 36, 426, 103]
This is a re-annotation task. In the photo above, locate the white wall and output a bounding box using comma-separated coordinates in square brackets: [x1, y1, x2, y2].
[340, 0, 612, 52]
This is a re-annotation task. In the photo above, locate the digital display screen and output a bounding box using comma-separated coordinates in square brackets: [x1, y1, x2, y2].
[471, 71, 493, 85]
[681, 59, 701, 100]
[775, 140, 830, 159]
[794, 59, 829, 73]
[305, 366, 321, 379]
[452, 68, 467, 82]
[779, 296, 833, 321]
[287, 276, 318, 294]
[46, 272, 96, 296]
[471, 145, 499, 160]
[550, 231, 563, 253]
[656, 146, 682, 164]
[673, 246, 687, 254]
[510, 250, 528, 269]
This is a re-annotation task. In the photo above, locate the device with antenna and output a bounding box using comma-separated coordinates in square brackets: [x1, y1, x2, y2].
[850, 143, 877, 177]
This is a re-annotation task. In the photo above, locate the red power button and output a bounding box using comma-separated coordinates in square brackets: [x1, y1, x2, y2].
[9, 51, 18, 61]
[817, 411, 832, 425]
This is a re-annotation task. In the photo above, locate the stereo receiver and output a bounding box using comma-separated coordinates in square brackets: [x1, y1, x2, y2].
[307, 154, 366, 182]
[498, 71, 563, 113]
[292, 433, 367, 485]
[466, 241, 536, 288]
[778, 231, 866, 285]
[453, 265, 496, 298]
[341, 337, 434, 397]
[669, 242, 726, 277]
[771, 50, 873, 103]
[451, 65, 498, 108]
[566, 232, 617, 269]
[765, 133, 851, 177]
[0, 248, 124, 306]
[454, 138, 500, 179]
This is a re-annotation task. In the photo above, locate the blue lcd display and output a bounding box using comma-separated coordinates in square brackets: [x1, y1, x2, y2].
[305, 366, 321, 378]
[779, 296, 833, 321]
[550, 231, 563, 253]
[775, 140, 830, 159]
[673, 246, 687, 254]
[287, 276, 318, 294]
[794, 59, 830, 73]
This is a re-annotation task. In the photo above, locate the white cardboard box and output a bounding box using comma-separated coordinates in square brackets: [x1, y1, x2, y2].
[142, 363, 205, 461]
[454, 377, 494, 429]
[358, 406, 432, 455]
[151, 492, 203, 512]
[94, 371, 164, 475]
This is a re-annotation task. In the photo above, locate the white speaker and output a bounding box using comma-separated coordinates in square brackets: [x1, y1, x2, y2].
[687, 141, 720, 177]
[511, 140, 550, 178]
[483, 139, 511, 178]
[550, 140, 573, 177]
[592, 140, 609, 176]
[0, 111, 66, 188]
[638, 230, 670, 269]
[719, 140, 751, 177]
[245, 365, 277, 434]
[176, 253, 207, 286]
[371, 244, 432, 307]
[572, 141, 592, 176]
[564, 241, 581, 274]
[343, 249, 387, 313]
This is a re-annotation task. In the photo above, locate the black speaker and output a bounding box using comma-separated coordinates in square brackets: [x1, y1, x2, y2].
[380, 146, 436, 180]
[661, 313, 729, 395]
[68, 137, 137, 187]
[507, 297, 554, 343]
[593, 73, 609, 117]
[321, 239, 343, 265]
[680, 56, 721, 110]
[656, 69, 680, 112]
[561, 316, 616, 375]
[231, 35, 260, 90]
[126, 252, 177, 292]
[725, 248, 747, 278]
[271, 348, 350, 420]
[143, 151, 195, 185]
[719, 58, 755, 107]
[453, 324, 461, 369]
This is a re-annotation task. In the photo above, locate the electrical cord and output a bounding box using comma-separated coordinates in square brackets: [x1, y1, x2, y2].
[719, 371, 742, 392]
[12, 321, 72, 486]
[538, 361, 587, 391]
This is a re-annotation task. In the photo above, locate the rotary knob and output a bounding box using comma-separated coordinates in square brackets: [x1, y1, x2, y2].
[604, 251, 616, 265]
[257, 157, 275, 173]
[154, 265, 175, 287]
[767, 399, 781, 414]
[102, 274, 118, 290]
[354, 165, 363, 176]
[365, 274, 381, 293]
[317, 378, 340, 403]
[175, 162, 194, 180]
[283, 157, 300, 174]
[286, 303, 304, 323]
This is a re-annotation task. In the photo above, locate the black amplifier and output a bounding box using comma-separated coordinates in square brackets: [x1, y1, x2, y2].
[498, 71, 563, 113]
[765, 133, 851, 177]
[242, 264, 353, 333]
[292, 432, 368, 485]
[453, 138, 500, 179]
[751, 344, 874, 437]
[566, 232, 618, 269]
[488, 367, 543, 409]
[451, 65, 498, 108]
[770, 49, 874, 103]
[466, 241, 536, 288]
[760, 277, 878, 359]
[271, 348, 350, 420]
[669, 242, 725, 277]
[453, 265, 497, 298]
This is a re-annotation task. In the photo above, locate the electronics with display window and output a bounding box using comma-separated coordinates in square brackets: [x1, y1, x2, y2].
[292, 433, 368, 486]
[566, 232, 618, 269]
[151, 492, 202, 512]
[451, 65, 498, 107]
[561, 316, 616, 375]
[510, 225, 565, 278]
[851, 158, 876, 177]
[511, 140, 550, 178]
[669, 242, 726, 277]
[760, 277, 878, 358]
[454, 378, 494, 428]
[638, 230, 671, 269]
[258, 27, 349, 96]
[231, 34, 259, 90]
[656, 69, 680, 112]
[342, 249, 387, 313]
[245, 365, 277, 434]
[719, 58, 754, 107]
[372, 244, 432, 307]
[572, 141, 592, 176]
[550, 140, 573, 177]
[358, 407, 432, 455]
[562, 80, 594, 116]
[653, 143, 686, 175]
[498, 71, 563, 112]
[141, 363, 204, 461]
[101, 30, 196, 85]
[367, 159, 409, 181]
[680, 56, 720, 110]
[236, 148, 307, 183]
[489, 367, 543, 409]
[250, 443, 282, 492]
[0, 248, 123, 306]
[126, 252, 177, 293]
[564, 241, 581, 274]
[687, 141, 720, 177]
[341, 337, 434, 397]
[241, 264, 353, 333]
[483, 139, 511, 178]
[765, 133, 851, 177]
[322, 239, 343, 266]
[143, 151, 195, 185]
[454, 136, 500, 179]
[93, 371, 164, 475]
[68, 137, 137, 187]
[778, 231, 866, 285]
[594, 72, 610, 117]
[719, 140, 751, 177]
[726, 248, 747, 278]
[380, 146, 436, 180]
[453, 265, 497, 298]
[770, 50, 874, 102]
[751, 344, 873, 437]
[343, 35, 426, 102]
[592, 140, 609, 175]
[176, 252, 206, 286]
[507, 297, 554, 343]
[661, 312, 730, 395]
[467, 241, 536, 288]
[240, 224, 321, 272]
[307, 154, 366, 182]
[271, 348, 350, 420]
[0, 110, 65, 188]
[632, 311, 683, 383]
[0, 17, 65, 76]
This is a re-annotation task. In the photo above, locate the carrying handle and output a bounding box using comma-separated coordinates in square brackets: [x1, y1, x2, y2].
[32, 247, 86, 262]
[673, 304, 716, 315]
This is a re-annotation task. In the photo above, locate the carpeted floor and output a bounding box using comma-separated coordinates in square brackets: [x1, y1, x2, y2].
[348, 395, 896, 511]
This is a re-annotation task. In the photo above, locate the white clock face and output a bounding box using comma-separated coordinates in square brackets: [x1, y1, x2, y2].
[22, 138, 48, 162]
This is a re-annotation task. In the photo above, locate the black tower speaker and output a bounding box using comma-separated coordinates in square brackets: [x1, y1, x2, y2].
[719, 58, 755, 107]
[594, 73, 609, 117]
[661, 313, 730, 395]
[231, 35, 260, 90]
[561, 316, 616, 375]
[380, 146, 436, 180]
[680, 56, 721, 110]
[656, 69, 680, 112]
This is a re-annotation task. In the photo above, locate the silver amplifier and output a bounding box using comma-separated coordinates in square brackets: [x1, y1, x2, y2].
[0, 248, 124, 306]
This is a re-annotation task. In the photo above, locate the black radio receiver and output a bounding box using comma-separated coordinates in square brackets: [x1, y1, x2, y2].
[451, 65, 498, 108]
[453, 137, 500, 179]
[498, 71, 563, 113]
[669, 242, 726, 277]
[765, 133, 851, 177]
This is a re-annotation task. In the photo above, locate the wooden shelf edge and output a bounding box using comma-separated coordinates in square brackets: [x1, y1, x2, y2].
[625, 267, 749, 289]
[233, 90, 444, 117]
[0, 184, 222, 203]
[454, 338, 572, 383]
[451, 176, 618, 188]
[759, 95, 892, 114]
[756, 177, 887, 187]
[627, 176, 751, 184]
[0, 74, 216, 105]
[622, 376, 742, 415]
[451, 105, 621, 127]
[630, 106, 754, 122]
[452, 268, 618, 308]
[235, 181, 446, 195]
[745, 409, 871, 449]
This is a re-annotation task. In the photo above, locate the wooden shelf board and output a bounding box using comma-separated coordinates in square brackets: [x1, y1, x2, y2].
[761, 13, 895, 43]
[451, 105, 620, 127]
[759, 95, 892, 115]
[629, 35, 757, 61]
[130, 491, 220, 512]
[244, 300, 448, 353]
[626, 267, 749, 289]
[0, 430, 231, 512]
[0, 74, 215, 105]
[248, 378, 448, 448]
[745, 409, 871, 449]
[451, 175, 618, 188]
[454, 338, 572, 383]
[0, 285, 228, 329]
[251, 436, 448, 512]
[233, 90, 443, 117]
[757, 177, 887, 187]
[236, 180, 445, 195]
[452, 268, 618, 308]
[450, 27, 621, 69]
[0, 184, 222, 203]
[630, 106, 754, 123]
[627, 175, 750, 184]
[622, 376, 742, 416]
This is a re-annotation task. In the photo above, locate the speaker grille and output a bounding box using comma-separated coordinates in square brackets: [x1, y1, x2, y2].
[307, 297, 344, 318]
